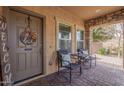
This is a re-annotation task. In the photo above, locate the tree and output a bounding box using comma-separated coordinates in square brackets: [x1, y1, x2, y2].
[113, 23, 123, 58]
[93, 27, 114, 42]
[92, 23, 123, 58]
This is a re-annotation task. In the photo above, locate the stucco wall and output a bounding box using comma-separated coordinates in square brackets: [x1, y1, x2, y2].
[1, 6, 84, 76]
[0, 6, 2, 15]
[18, 7, 84, 75]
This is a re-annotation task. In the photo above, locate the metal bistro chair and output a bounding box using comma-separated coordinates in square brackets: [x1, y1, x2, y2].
[57, 49, 82, 83]
[77, 48, 96, 68]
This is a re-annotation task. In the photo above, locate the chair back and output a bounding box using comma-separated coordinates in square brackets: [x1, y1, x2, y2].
[57, 49, 71, 67]
[83, 50, 89, 56]
[77, 48, 84, 56]
[77, 48, 89, 58]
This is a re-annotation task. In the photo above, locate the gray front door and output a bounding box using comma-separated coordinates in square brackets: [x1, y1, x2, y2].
[8, 10, 43, 82]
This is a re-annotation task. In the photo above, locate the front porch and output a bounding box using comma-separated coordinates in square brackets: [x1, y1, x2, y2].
[0, 6, 124, 86]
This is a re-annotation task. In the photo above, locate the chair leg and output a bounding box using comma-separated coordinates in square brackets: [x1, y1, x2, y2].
[80, 63, 82, 76]
[95, 55, 96, 66]
[58, 65, 60, 75]
[80, 62, 82, 76]
[90, 59, 92, 68]
[69, 68, 72, 84]
[82, 60, 85, 66]
[69, 64, 72, 84]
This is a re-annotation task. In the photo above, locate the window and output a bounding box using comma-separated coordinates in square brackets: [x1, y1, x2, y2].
[58, 23, 71, 52]
[76, 30, 84, 49]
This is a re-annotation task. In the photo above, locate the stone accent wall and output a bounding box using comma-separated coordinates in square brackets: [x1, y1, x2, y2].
[92, 42, 102, 54]
[84, 8, 124, 51]
[85, 8, 124, 27]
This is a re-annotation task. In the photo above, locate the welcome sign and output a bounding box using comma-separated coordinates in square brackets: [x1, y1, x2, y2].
[0, 16, 12, 85]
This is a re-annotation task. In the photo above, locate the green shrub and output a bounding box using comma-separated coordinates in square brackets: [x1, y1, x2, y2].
[98, 48, 106, 55]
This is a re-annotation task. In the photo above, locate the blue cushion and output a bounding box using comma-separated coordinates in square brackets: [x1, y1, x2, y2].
[61, 54, 71, 66]
[83, 50, 88, 55]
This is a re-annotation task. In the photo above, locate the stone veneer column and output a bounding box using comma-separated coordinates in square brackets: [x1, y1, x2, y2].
[84, 24, 90, 51]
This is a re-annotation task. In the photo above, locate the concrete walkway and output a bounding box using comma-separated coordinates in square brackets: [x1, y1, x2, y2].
[96, 54, 123, 67]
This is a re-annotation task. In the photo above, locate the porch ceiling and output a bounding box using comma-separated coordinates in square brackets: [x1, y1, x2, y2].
[61, 6, 124, 20]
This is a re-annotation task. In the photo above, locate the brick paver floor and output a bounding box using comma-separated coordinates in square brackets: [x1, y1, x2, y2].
[23, 59, 124, 86]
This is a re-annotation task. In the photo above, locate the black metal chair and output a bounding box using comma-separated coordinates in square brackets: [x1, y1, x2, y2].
[77, 48, 96, 68]
[57, 49, 82, 83]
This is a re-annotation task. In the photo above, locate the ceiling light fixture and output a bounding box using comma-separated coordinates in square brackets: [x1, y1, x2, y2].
[96, 9, 101, 13]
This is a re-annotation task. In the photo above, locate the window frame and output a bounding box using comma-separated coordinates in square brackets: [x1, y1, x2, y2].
[76, 26, 85, 50]
[58, 25, 72, 51]
[55, 18, 73, 52]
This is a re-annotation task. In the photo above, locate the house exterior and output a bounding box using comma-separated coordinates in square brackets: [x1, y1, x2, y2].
[0, 6, 124, 86]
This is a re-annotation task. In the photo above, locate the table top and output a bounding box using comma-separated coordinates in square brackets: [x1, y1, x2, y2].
[70, 53, 78, 55]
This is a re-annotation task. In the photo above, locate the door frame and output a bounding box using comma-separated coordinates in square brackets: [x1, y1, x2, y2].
[3, 7, 45, 84]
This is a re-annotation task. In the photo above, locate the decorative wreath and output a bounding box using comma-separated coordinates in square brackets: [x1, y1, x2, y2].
[20, 27, 32, 45]
[20, 16, 37, 46]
